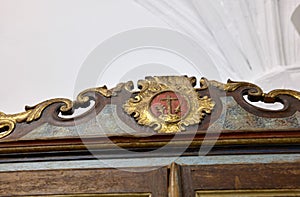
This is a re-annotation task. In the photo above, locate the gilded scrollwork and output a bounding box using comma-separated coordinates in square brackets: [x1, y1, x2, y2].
[0, 98, 73, 139]
[200, 77, 300, 103]
[264, 89, 300, 102]
[200, 78, 263, 96]
[2, 76, 300, 138]
[0, 83, 132, 139]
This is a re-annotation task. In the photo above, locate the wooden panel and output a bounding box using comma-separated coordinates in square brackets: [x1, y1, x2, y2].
[24, 194, 151, 197]
[196, 189, 300, 196]
[181, 162, 300, 197]
[0, 167, 168, 197]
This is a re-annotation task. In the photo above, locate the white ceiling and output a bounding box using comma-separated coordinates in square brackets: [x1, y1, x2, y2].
[0, 0, 168, 113]
[0, 0, 300, 113]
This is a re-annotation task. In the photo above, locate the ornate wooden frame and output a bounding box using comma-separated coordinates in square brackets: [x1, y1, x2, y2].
[0, 76, 300, 162]
[1, 76, 300, 196]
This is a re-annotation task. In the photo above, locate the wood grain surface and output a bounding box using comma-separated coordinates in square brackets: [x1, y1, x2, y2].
[181, 162, 300, 197]
[0, 167, 168, 196]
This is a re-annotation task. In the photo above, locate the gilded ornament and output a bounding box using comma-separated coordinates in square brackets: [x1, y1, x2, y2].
[0, 83, 130, 139]
[201, 77, 300, 102]
[2, 76, 300, 138]
[0, 98, 73, 139]
[123, 76, 215, 133]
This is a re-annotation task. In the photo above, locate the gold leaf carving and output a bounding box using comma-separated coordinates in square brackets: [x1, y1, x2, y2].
[123, 76, 215, 133]
[2, 76, 300, 138]
[201, 77, 300, 103]
[264, 89, 300, 102]
[0, 83, 131, 139]
[200, 78, 263, 95]
[0, 98, 73, 139]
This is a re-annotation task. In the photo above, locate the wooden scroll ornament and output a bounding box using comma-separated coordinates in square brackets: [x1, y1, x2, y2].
[1, 76, 300, 139]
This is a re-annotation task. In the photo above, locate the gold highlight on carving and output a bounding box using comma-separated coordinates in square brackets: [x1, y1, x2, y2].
[201, 77, 300, 103]
[0, 98, 73, 139]
[0, 83, 131, 139]
[123, 76, 215, 133]
[2, 76, 300, 138]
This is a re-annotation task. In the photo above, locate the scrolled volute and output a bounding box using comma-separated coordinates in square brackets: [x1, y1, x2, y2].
[0, 82, 133, 139]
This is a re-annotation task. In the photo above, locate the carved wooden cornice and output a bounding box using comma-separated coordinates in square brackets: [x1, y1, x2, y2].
[0, 76, 300, 161]
[1, 76, 300, 139]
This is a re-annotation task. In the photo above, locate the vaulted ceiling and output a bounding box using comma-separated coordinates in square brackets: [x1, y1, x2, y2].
[0, 0, 299, 113]
[136, 0, 300, 91]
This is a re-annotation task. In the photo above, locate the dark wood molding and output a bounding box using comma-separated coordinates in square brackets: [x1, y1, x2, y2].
[181, 162, 300, 197]
[1, 76, 300, 162]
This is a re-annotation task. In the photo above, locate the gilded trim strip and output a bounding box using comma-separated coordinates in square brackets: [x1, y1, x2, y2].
[0, 137, 299, 154]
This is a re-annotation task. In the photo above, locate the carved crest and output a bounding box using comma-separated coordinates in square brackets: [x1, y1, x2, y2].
[123, 76, 215, 133]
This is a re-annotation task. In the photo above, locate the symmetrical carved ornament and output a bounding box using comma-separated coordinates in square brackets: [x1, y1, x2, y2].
[123, 76, 214, 133]
[1, 76, 300, 139]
